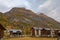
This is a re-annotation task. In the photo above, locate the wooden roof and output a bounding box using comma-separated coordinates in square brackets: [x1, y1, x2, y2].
[32, 27, 60, 30]
[8, 29, 22, 32]
[33, 27, 43, 30]
[0, 24, 6, 30]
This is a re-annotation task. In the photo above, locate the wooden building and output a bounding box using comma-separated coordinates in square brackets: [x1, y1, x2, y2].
[8, 29, 23, 37]
[31, 27, 60, 37]
[0, 24, 6, 39]
[57, 31, 60, 40]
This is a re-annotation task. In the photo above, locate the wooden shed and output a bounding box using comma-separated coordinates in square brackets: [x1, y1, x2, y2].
[8, 29, 23, 37]
[31, 27, 42, 37]
[0, 24, 6, 39]
[41, 28, 51, 37]
[52, 29, 60, 37]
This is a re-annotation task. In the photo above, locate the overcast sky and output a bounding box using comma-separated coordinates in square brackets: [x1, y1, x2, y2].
[0, 0, 60, 22]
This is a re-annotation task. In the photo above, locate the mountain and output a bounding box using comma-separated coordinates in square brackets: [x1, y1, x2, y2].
[0, 7, 60, 34]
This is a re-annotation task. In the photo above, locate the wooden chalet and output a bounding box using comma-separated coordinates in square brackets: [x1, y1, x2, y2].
[0, 24, 6, 39]
[31, 27, 60, 37]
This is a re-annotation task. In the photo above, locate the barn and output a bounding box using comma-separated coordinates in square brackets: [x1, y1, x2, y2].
[31, 27, 60, 37]
[8, 29, 23, 37]
[0, 24, 6, 40]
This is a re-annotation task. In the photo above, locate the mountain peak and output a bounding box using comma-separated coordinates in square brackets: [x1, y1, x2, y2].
[3, 7, 60, 29]
[8, 7, 33, 13]
[11, 7, 26, 11]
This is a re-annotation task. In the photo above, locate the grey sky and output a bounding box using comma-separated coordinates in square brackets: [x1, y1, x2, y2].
[0, 0, 60, 22]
